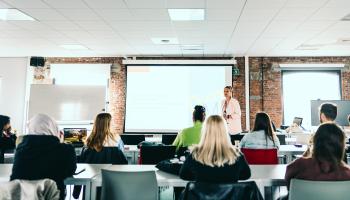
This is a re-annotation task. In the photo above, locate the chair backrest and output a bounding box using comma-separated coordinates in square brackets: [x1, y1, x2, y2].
[276, 134, 286, 145]
[241, 148, 278, 164]
[289, 179, 350, 200]
[120, 134, 145, 145]
[101, 169, 158, 200]
[230, 134, 244, 144]
[162, 134, 177, 145]
[180, 181, 263, 200]
[140, 145, 176, 164]
[79, 147, 128, 164]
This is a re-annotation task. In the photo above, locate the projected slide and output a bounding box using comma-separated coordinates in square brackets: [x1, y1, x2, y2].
[125, 65, 232, 133]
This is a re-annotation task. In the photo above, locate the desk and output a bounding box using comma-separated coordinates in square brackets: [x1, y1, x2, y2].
[0, 164, 12, 182]
[124, 145, 139, 164]
[91, 164, 287, 200]
[278, 145, 307, 163]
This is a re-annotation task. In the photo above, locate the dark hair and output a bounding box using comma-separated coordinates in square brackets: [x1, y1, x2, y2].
[224, 86, 233, 92]
[252, 112, 275, 146]
[313, 123, 345, 173]
[348, 114, 350, 123]
[193, 105, 206, 122]
[319, 103, 337, 121]
[0, 115, 10, 131]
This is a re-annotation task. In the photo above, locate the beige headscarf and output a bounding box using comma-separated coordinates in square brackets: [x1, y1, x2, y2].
[27, 114, 60, 139]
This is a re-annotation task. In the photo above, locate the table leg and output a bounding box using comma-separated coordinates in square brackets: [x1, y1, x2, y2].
[91, 181, 98, 200]
[84, 182, 91, 200]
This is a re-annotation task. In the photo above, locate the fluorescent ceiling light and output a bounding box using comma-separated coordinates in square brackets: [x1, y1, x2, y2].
[60, 44, 89, 50]
[0, 9, 35, 21]
[168, 9, 205, 21]
[151, 37, 179, 45]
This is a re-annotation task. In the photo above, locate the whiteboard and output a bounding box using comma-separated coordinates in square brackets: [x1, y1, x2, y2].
[28, 84, 106, 122]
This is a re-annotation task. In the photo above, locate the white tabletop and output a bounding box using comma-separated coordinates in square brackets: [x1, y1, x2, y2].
[124, 145, 138, 152]
[0, 164, 13, 182]
[278, 145, 307, 153]
[92, 164, 287, 187]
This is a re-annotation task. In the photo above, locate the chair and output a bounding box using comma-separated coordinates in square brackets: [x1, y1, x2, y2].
[101, 169, 158, 200]
[289, 179, 350, 200]
[180, 181, 263, 200]
[230, 134, 244, 144]
[162, 134, 177, 145]
[120, 134, 145, 145]
[276, 134, 286, 145]
[139, 145, 176, 164]
[241, 148, 278, 164]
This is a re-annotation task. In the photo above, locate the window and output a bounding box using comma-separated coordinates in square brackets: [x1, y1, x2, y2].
[282, 71, 341, 129]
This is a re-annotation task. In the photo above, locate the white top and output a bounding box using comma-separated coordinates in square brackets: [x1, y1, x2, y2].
[240, 130, 280, 149]
[221, 98, 242, 134]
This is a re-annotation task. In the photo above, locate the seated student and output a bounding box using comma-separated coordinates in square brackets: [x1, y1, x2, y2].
[10, 114, 77, 200]
[240, 112, 280, 149]
[0, 115, 17, 163]
[180, 115, 251, 182]
[173, 105, 206, 151]
[284, 123, 350, 195]
[85, 113, 125, 153]
[73, 113, 127, 199]
[303, 103, 338, 157]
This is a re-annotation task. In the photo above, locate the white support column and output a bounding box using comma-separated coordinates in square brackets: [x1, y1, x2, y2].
[245, 56, 250, 131]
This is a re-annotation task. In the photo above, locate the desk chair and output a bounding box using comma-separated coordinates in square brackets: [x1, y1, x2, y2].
[180, 181, 263, 200]
[139, 145, 176, 164]
[120, 134, 145, 145]
[289, 179, 350, 200]
[241, 148, 278, 164]
[276, 134, 286, 145]
[101, 169, 158, 200]
[162, 134, 177, 145]
[230, 134, 244, 145]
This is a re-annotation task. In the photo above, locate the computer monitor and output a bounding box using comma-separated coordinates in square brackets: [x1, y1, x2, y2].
[293, 117, 303, 126]
[63, 128, 87, 144]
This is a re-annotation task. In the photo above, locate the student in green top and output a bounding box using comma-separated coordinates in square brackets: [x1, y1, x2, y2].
[173, 105, 206, 151]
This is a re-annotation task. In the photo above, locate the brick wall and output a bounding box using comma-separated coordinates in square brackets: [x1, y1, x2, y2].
[44, 56, 350, 133]
[248, 57, 350, 129]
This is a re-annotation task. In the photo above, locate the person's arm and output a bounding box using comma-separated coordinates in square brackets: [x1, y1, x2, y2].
[179, 155, 195, 180]
[238, 154, 251, 180]
[231, 99, 241, 119]
[172, 131, 183, 151]
[63, 145, 77, 178]
[239, 134, 247, 148]
[118, 138, 125, 152]
[285, 159, 301, 189]
[274, 135, 280, 149]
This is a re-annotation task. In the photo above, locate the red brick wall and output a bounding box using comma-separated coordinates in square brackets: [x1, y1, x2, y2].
[248, 57, 350, 129]
[44, 56, 350, 133]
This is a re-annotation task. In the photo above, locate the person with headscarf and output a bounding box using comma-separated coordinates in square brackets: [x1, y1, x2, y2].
[0, 115, 17, 163]
[10, 114, 77, 200]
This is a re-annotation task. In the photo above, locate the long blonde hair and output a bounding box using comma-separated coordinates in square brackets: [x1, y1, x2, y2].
[192, 115, 240, 167]
[86, 113, 116, 152]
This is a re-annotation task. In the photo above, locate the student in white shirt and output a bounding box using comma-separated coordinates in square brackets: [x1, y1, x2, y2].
[221, 86, 242, 134]
[240, 112, 280, 149]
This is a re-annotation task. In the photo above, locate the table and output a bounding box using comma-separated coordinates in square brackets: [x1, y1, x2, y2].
[0, 164, 111, 200]
[278, 145, 307, 163]
[90, 164, 287, 200]
[124, 145, 139, 164]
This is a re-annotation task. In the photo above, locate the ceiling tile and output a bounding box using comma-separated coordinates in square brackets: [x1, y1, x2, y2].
[3, 0, 49, 8]
[167, 0, 205, 8]
[124, 0, 166, 8]
[18, 9, 67, 21]
[131, 9, 170, 21]
[206, 0, 246, 9]
[75, 21, 113, 30]
[94, 9, 134, 21]
[57, 9, 101, 21]
[84, 0, 127, 9]
[285, 0, 328, 8]
[206, 9, 241, 21]
[43, 0, 89, 9]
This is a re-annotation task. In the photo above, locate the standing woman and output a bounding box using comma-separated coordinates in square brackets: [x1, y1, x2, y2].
[222, 86, 242, 134]
[0, 115, 17, 163]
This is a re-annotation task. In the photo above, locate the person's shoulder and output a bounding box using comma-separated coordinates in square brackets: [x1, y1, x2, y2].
[288, 157, 312, 168]
[59, 143, 76, 154]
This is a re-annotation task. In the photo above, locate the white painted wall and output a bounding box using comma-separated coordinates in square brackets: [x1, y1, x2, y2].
[0, 58, 28, 134]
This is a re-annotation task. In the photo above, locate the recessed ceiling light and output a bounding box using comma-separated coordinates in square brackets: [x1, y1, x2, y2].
[151, 37, 179, 45]
[60, 44, 89, 50]
[168, 9, 205, 21]
[0, 9, 35, 21]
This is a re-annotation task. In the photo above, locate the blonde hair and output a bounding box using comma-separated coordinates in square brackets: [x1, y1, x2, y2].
[192, 115, 240, 167]
[86, 113, 116, 152]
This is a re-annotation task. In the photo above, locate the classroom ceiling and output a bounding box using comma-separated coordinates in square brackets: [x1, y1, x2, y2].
[1, 0, 350, 57]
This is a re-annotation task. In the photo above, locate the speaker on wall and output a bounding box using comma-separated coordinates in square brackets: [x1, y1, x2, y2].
[30, 57, 45, 67]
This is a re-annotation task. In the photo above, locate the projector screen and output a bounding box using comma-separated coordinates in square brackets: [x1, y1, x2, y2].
[125, 65, 232, 133]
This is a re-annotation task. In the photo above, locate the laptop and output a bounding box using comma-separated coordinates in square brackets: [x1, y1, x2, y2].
[63, 128, 87, 146]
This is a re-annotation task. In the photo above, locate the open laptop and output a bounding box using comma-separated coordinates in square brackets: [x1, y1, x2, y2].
[293, 117, 303, 126]
[63, 128, 87, 146]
